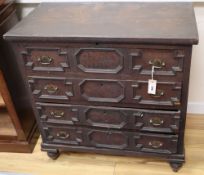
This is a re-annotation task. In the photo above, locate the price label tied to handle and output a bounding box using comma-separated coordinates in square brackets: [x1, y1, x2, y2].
[148, 66, 157, 95]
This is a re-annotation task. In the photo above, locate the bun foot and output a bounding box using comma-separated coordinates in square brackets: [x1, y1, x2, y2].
[47, 150, 60, 160]
[169, 161, 183, 172]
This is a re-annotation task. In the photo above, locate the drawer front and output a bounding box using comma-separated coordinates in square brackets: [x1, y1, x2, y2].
[43, 126, 83, 145]
[19, 44, 187, 81]
[28, 77, 74, 102]
[37, 103, 180, 133]
[43, 125, 178, 154]
[29, 77, 181, 108]
[21, 47, 70, 73]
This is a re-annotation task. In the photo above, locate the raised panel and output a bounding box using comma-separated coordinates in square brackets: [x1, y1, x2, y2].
[36, 103, 180, 133]
[135, 110, 180, 133]
[79, 79, 125, 103]
[84, 108, 128, 129]
[21, 47, 69, 73]
[27, 77, 181, 108]
[87, 130, 128, 149]
[43, 126, 83, 145]
[132, 81, 181, 106]
[75, 48, 123, 73]
[42, 125, 178, 154]
[134, 134, 178, 154]
[28, 76, 73, 102]
[36, 103, 79, 125]
[130, 49, 184, 76]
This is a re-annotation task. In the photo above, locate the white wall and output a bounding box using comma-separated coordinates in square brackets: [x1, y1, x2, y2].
[188, 3, 204, 114]
[15, 1, 204, 114]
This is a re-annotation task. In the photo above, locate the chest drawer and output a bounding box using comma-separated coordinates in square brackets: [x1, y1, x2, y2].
[29, 76, 181, 109]
[43, 125, 178, 154]
[19, 44, 187, 81]
[44, 126, 83, 145]
[37, 103, 180, 134]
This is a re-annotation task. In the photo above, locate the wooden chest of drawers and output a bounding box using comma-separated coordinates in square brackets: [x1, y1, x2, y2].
[4, 2, 198, 171]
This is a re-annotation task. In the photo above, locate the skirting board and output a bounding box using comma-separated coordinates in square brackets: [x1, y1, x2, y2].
[187, 102, 204, 114]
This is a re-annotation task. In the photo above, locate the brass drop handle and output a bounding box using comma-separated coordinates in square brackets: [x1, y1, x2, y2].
[57, 131, 69, 139]
[50, 111, 65, 118]
[38, 56, 53, 65]
[150, 89, 164, 98]
[44, 84, 58, 94]
[174, 100, 181, 106]
[149, 140, 163, 149]
[150, 117, 164, 127]
[149, 59, 165, 68]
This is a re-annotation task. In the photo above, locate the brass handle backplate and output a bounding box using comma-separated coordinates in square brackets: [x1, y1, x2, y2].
[150, 89, 164, 98]
[38, 56, 53, 65]
[149, 140, 163, 149]
[149, 59, 165, 68]
[57, 131, 69, 139]
[44, 84, 58, 94]
[150, 117, 164, 127]
[50, 111, 65, 118]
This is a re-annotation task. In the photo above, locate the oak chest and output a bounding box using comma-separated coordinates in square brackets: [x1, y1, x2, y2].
[4, 2, 198, 171]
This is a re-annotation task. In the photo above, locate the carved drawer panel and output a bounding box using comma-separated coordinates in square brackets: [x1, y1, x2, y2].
[79, 79, 181, 107]
[83, 107, 128, 129]
[87, 129, 128, 149]
[134, 133, 178, 154]
[42, 125, 178, 154]
[75, 48, 123, 74]
[73, 46, 185, 79]
[28, 77, 181, 108]
[43, 126, 83, 145]
[21, 47, 69, 73]
[132, 81, 182, 106]
[88, 130, 178, 154]
[133, 110, 180, 133]
[79, 79, 125, 103]
[130, 48, 184, 77]
[36, 103, 79, 125]
[20, 44, 186, 82]
[28, 76, 74, 103]
[36, 103, 180, 134]
[83, 107, 180, 133]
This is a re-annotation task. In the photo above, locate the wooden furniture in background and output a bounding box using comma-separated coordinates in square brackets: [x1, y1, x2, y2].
[0, 0, 38, 152]
[0, 70, 17, 139]
[4, 2, 198, 171]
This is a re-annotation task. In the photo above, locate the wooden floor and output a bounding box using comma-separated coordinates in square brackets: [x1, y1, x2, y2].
[0, 114, 204, 175]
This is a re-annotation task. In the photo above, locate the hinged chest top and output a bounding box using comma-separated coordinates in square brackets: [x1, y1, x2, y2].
[4, 2, 198, 44]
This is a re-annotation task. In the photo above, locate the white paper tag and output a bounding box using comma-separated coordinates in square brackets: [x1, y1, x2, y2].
[148, 79, 157, 95]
